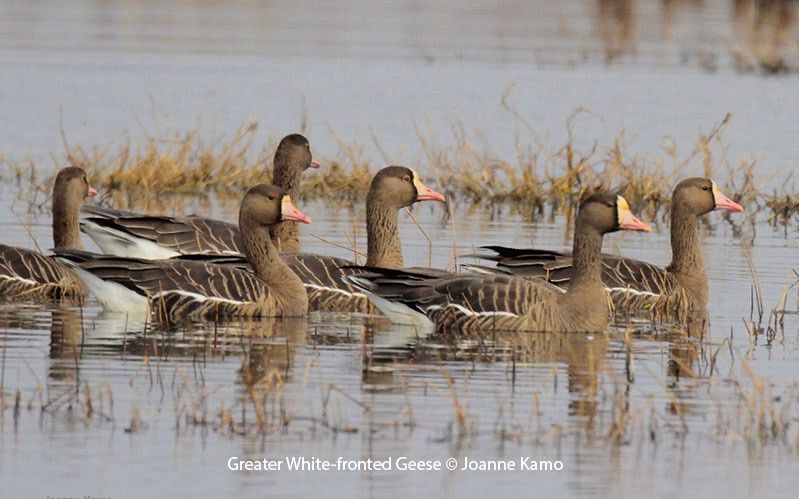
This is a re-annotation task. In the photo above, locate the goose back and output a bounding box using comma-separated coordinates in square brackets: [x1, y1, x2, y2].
[82, 205, 242, 257]
[0, 244, 83, 299]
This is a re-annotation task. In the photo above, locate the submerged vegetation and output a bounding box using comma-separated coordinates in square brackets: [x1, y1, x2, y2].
[2, 107, 797, 227]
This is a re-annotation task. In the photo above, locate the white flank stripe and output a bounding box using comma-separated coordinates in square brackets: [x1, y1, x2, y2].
[426, 303, 520, 318]
[0, 274, 39, 286]
[606, 286, 659, 297]
[152, 290, 248, 307]
[303, 282, 367, 299]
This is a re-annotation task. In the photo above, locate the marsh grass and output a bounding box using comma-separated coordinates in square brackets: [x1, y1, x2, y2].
[4, 108, 795, 223]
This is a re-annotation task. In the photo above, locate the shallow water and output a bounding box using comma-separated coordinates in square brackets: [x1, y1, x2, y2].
[2, 194, 798, 498]
[2, 1, 799, 498]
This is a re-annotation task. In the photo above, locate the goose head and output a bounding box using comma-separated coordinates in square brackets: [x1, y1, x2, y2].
[368, 166, 446, 209]
[240, 184, 311, 229]
[275, 133, 320, 172]
[579, 191, 652, 234]
[672, 178, 744, 216]
[54, 166, 97, 204]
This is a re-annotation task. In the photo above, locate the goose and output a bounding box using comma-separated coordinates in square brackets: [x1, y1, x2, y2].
[283, 166, 446, 312]
[0, 167, 97, 300]
[464, 178, 743, 319]
[346, 191, 652, 333]
[80, 133, 319, 258]
[55, 185, 311, 321]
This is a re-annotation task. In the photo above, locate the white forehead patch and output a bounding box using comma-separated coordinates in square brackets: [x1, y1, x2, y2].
[616, 195, 631, 225]
[411, 169, 423, 189]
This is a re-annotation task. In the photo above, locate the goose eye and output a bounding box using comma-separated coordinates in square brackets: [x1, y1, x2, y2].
[268, 194, 275, 201]
[606, 201, 615, 208]
[702, 185, 710, 191]
[403, 175, 411, 182]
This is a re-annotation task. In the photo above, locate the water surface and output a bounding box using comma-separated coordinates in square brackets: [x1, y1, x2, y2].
[2, 1, 799, 498]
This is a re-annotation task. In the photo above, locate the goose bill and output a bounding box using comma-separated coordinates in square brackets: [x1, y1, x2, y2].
[281, 196, 312, 224]
[310, 159, 321, 169]
[711, 182, 744, 212]
[87, 186, 98, 197]
[412, 171, 446, 202]
[617, 196, 652, 232]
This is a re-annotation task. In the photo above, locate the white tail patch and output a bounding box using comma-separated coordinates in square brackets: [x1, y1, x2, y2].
[81, 221, 180, 260]
[63, 264, 150, 315]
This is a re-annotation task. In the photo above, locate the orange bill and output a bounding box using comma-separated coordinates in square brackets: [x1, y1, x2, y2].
[412, 171, 446, 202]
[712, 182, 744, 212]
[280, 195, 312, 224]
[617, 195, 652, 232]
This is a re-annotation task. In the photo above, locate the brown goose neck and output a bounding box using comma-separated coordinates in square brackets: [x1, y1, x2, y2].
[365, 199, 403, 268]
[241, 221, 307, 310]
[668, 207, 703, 274]
[271, 159, 303, 200]
[52, 190, 83, 250]
[568, 222, 604, 290]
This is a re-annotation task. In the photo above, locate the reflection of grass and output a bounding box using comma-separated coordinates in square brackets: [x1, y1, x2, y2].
[5, 109, 796, 224]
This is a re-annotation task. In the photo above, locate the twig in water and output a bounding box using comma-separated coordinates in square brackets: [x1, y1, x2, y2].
[309, 233, 367, 259]
[404, 207, 433, 268]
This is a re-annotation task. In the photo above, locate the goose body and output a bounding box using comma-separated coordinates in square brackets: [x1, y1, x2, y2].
[0, 167, 96, 300]
[465, 179, 743, 319]
[349, 192, 653, 333]
[56, 250, 293, 319]
[80, 134, 319, 258]
[58, 185, 311, 322]
[464, 247, 683, 313]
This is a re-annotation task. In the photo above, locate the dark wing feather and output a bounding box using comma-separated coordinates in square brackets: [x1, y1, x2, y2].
[82, 205, 242, 255]
[466, 246, 675, 296]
